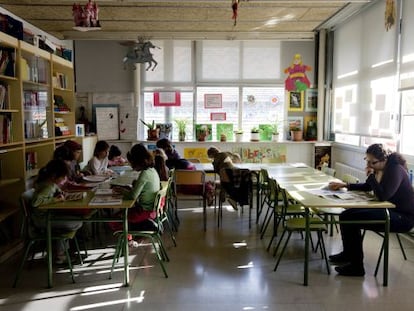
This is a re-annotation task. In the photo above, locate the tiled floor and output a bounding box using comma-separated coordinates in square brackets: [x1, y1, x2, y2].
[1, 202, 414, 311]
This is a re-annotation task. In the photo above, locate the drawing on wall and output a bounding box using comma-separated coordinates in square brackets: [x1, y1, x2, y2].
[93, 104, 119, 140]
[305, 88, 317, 112]
[195, 124, 212, 141]
[239, 145, 287, 163]
[216, 123, 233, 141]
[287, 91, 304, 111]
[183, 148, 209, 163]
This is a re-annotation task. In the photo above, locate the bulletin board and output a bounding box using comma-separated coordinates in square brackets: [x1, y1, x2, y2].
[92, 104, 119, 140]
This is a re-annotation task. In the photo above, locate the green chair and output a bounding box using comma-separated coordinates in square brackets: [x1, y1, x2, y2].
[110, 186, 170, 279]
[265, 178, 305, 251]
[13, 189, 82, 287]
[273, 187, 330, 275]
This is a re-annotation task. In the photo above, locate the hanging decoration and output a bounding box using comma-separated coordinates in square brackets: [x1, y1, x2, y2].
[72, 0, 101, 31]
[385, 0, 396, 31]
[231, 0, 240, 26]
[284, 53, 312, 92]
[122, 38, 161, 71]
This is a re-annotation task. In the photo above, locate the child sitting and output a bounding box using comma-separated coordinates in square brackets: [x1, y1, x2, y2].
[108, 145, 127, 166]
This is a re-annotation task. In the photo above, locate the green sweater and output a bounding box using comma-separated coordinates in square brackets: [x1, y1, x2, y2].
[123, 167, 160, 211]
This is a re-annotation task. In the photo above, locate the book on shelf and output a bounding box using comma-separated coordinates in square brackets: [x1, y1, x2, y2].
[0, 48, 15, 77]
[88, 194, 122, 206]
[25, 151, 37, 170]
[0, 114, 12, 144]
[0, 83, 9, 110]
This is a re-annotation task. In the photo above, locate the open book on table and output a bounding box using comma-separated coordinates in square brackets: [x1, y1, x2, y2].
[88, 194, 123, 206]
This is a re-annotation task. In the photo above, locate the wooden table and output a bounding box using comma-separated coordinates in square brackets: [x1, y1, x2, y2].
[40, 191, 135, 288]
[266, 165, 394, 286]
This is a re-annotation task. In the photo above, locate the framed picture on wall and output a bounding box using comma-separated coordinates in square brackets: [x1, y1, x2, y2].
[305, 88, 317, 112]
[287, 91, 304, 111]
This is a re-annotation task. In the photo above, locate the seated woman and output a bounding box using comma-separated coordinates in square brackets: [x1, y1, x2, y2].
[328, 143, 414, 276]
[83, 140, 114, 175]
[156, 138, 195, 170]
[108, 145, 127, 167]
[111, 143, 161, 232]
[31, 159, 83, 263]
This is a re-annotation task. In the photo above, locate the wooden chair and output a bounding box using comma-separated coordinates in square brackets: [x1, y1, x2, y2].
[13, 189, 82, 287]
[110, 186, 170, 278]
[218, 168, 253, 228]
[173, 170, 207, 230]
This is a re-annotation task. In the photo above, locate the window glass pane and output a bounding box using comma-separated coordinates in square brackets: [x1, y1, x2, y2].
[401, 90, 414, 155]
[242, 87, 285, 135]
[143, 91, 194, 141]
[196, 87, 238, 141]
[199, 41, 240, 80]
[242, 41, 281, 80]
[143, 40, 192, 83]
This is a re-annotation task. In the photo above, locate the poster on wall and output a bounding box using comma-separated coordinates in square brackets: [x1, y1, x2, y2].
[154, 91, 181, 106]
[204, 94, 222, 108]
[92, 104, 119, 140]
[211, 112, 226, 121]
[314, 144, 332, 170]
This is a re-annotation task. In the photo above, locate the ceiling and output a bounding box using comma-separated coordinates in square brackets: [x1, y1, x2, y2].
[0, 0, 373, 41]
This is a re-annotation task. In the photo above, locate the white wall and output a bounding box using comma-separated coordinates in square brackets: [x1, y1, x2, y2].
[74, 40, 133, 93]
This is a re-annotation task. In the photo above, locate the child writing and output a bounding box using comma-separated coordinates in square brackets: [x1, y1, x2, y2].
[31, 159, 83, 263]
[108, 145, 127, 166]
[83, 140, 114, 175]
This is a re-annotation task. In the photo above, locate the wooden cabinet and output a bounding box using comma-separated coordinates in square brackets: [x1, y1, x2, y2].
[0, 31, 76, 262]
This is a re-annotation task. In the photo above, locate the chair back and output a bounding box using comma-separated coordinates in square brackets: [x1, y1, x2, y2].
[342, 174, 359, 184]
[321, 166, 336, 177]
[174, 170, 206, 196]
[19, 189, 37, 238]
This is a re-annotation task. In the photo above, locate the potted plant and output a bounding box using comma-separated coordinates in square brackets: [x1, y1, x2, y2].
[234, 129, 244, 142]
[250, 127, 260, 142]
[174, 119, 188, 141]
[140, 119, 159, 141]
[270, 124, 279, 142]
[290, 126, 303, 141]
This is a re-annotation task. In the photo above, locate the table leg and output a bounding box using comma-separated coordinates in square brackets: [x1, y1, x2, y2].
[47, 211, 53, 288]
[123, 208, 129, 286]
[383, 209, 390, 286]
[304, 208, 310, 286]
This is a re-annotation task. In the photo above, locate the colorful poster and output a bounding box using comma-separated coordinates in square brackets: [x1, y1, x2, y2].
[216, 123, 233, 141]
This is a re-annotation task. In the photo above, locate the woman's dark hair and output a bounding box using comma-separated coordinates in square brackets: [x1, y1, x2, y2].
[127, 143, 154, 170]
[93, 140, 110, 156]
[36, 159, 69, 184]
[63, 140, 82, 152]
[53, 145, 74, 161]
[154, 154, 169, 181]
[108, 145, 122, 160]
[366, 143, 407, 170]
[156, 138, 171, 150]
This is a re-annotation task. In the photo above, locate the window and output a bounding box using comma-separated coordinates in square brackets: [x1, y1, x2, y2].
[331, 0, 397, 148]
[139, 40, 299, 141]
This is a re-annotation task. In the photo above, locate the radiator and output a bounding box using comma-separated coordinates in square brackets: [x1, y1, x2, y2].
[334, 162, 366, 182]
